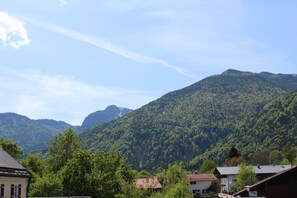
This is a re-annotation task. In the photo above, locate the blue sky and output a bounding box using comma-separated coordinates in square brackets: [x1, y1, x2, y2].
[0, 0, 296, 125]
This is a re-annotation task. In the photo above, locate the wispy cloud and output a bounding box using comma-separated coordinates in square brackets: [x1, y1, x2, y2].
[0, 11, 30, 48]
[0, 67, 155, 125]
[22, 17, 197, 78]
[59, 0, 67, 6]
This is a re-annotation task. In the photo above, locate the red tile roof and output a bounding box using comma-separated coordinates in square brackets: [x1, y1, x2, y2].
[135, 176, 162, 189]
[186, 174, 217, 182]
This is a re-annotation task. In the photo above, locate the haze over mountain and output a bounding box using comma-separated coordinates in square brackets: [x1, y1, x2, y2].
[0, 113, 73, 152]
[0, 105, 132, 152]
[81, 69, 297, 170]
[79, 105, 133, 132]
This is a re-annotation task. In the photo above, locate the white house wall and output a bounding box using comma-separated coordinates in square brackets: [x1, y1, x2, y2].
[0, 177, 29, 198]
[189, 181, 212, 195]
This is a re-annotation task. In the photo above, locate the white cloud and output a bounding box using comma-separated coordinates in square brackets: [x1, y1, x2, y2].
[0, 67, 155, 125]
[0, 11, 30, 48]
[23, 17, 197, 78]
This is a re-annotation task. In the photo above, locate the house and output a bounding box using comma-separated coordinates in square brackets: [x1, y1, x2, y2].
[186, 173, 217, 196]
[233, 166, 297, 198]
[135, 176, 162, 192]
[0, 149, 31, 198]
[213, 165, 291, 193]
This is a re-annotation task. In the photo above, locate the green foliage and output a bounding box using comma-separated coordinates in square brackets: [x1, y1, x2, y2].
[152, 162, 192, 198]
[158, 162, 186, 187]
[86, 152, 135, 198]
[82, 70, 291, 170]
[48, 128, 82, 172]
[237, 164, 257, 189]
[269, 150, 284, 164]
[208, 180, 219, 193]
[0, 138, 23, 159]
[283, 144, 297, 165]
[28, 128, 137, 198]
[196, 90, 297, 166]
[116, 183, 147, 198]
[29, 173, 63, 197]
[160, 179, 192, 198]
[61, 149, 92, 196]
[199, 160, 217, 173]
[21, 154, 45, 176]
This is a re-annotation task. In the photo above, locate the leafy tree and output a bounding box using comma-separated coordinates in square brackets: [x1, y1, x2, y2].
[21, 154, 45, 176]
[237, 164, 257, 189]
[29, 173, 63, 197]
[269, 150, 284, 164]
[0, 138, 23, 159]
[158, 162, 186, 186]
[283, 144, 297, 165]
[61, 149, 92, 196]
[199, 159, 217, 173]
[87, 152, 135, 198]
[116, 183, 147, 198]
[155, 162, 192, 198]
[48, 128, 82, 172]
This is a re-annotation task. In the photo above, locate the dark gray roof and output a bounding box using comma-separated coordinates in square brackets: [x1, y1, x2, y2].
[215, 165, 292, 175]
[233, 166, 297, 196]
[0, 149, 26, 170]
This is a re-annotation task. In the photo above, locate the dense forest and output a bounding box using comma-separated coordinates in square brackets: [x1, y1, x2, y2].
[193, 90, 297, 166]
[81, 69, 297, 170]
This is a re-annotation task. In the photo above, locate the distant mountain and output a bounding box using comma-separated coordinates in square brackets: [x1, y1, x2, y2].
[81, 69, 297, 170]
[0, 105, 132, 152]
[79, 105, 133, 132]
[0, 113, 73, 152]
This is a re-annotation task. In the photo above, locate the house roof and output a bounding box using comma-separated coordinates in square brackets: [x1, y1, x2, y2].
[0, 149, 31, 178]
[233, 166, 297, 197]
[186, 173, 217, 182]
[214, 165, 292, 176]
[0, 149, 26, 170]
[135, 176, 162, 189]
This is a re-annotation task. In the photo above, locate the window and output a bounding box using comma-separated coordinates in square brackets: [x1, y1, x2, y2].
[10, 184, 21, 198]
[193, 190, 200, 194]
[0, 184, 4, 198]
[202, 189, 209, 194]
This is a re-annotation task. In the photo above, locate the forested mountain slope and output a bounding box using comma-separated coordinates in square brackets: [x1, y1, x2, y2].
[195, 90, 297, 165]
[0, 113, 72, 152]
[81, 69, 297, 170]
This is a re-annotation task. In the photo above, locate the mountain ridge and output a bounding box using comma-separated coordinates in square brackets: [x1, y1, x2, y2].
[0, 105, 133, 152]
[81, 69, 297, 170]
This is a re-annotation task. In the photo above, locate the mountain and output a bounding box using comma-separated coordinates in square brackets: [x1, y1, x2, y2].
[81, 69, 297, 170]
[0, 113, 73, 152]
[79, 105, 133, 132]
[195, 90, 297, 165]
[0, 105, 132, 153]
